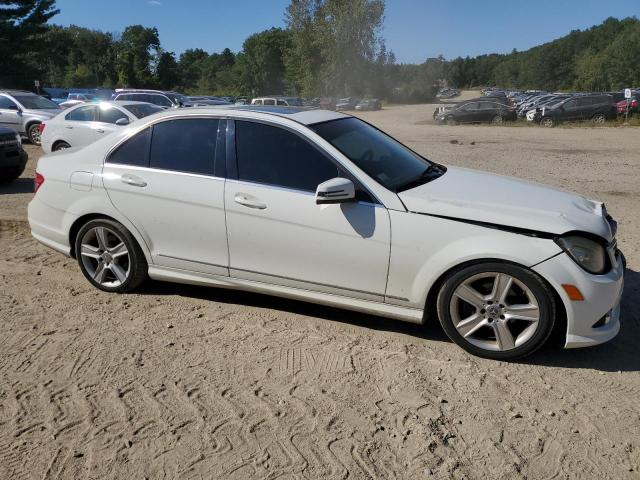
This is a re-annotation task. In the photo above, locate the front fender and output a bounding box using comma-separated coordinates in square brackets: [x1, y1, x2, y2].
[386, 211, 562, 308]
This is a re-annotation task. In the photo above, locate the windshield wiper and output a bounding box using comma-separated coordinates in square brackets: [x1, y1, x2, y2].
[395, 163, 446, 192]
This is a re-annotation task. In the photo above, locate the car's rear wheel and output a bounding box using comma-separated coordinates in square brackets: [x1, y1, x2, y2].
[540, 117, 554, 128]
[75, 219, 148, 293]
[53, 141, 71, 151]
[436, 262, 555, 360]
[27, 123, 42, 145]
[592, 113, 606, 124]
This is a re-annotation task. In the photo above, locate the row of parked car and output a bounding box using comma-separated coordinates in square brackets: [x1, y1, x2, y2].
[435, 87, 639, 127]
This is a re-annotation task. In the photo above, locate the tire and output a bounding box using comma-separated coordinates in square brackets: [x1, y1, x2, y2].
[53, 141, 71, 151]
[74, 219, 148, 293]
[446, 116, 457, 126]
[491, 114, 503, 124]
[540, 117, 554, 128]
[27, 123, 42, 145]
[0, 164, 26, 183]
[592, 113, 606, 124]
[436, 262, 556, 360]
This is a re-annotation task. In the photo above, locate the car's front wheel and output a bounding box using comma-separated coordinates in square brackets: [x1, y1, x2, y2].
[436, 262, 555, 360]
[446, 116, 457, 126]
[75, 219, 148, 293]
[27, 123, 42, 145]
[592, 113, 606, 124]
[540, 117, 554, 128]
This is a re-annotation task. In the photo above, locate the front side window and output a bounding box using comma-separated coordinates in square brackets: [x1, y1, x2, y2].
[263, 99, 276, 106]
[149, 119, 218, 175]
[277, 99, 287, 106]
[150, 95, 173, 107]
[310, 117, 436, 192]
[98, 105, 128, 124]
[461, 102, 479, 111]
[0, 96, 18, 110]
[123, 103, 163, 119]
[12, 95, 59, 110]
[107, 127, 151, 167]
[235, 121, 339, 192]
[65, 106, 97, 122]
[253, 99, 263, 105]
[564, 99, 577, 109]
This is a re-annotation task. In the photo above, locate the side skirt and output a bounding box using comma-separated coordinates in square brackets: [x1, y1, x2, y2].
[148, 265, 424, 324]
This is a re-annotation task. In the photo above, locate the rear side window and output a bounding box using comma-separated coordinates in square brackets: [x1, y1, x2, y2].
[235, 120, 339, 192]
[150, 95, 173, 107]
[263, 99, 275, 106]
[577, 98, 593, 107]
[149, 119, 218, 175]
[107, 128, 150, 167]
[66, 106, 97, 121]
[253, 99, 263, 105]
[461, 102, 479, 111]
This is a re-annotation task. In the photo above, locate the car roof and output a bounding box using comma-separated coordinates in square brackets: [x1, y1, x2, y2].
[146, 105, 349, 126]
[0, 89, 36, 96]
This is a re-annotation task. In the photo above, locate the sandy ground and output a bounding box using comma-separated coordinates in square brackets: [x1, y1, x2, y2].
[1, 106, 639, 479]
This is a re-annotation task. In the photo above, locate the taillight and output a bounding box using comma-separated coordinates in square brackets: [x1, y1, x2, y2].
[34, 172, 44, 193]
[38, 123, 46, 134]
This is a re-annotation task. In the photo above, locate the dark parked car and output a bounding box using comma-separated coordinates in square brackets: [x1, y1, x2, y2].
[538, 94, 616, 127]
[355, 98, 382, 111]
[0, 126, 28, 183]
[435, 100, 516, 125]
[335, 97, 360, 111]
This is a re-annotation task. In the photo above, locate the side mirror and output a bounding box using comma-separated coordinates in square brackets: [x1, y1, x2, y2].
[316, 177, 355, 205]
[115, 117, 130, 126]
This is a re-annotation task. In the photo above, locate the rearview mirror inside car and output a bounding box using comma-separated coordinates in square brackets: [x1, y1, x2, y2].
[115, 117, 130, 126]
[316, 177, 355, 205]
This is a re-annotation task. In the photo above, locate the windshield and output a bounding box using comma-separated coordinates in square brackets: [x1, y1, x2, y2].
[14, 95, 59, 110]
[310, 117, 439, 192]
[166, 92, 189, 104]
[123, 103, 164, 119]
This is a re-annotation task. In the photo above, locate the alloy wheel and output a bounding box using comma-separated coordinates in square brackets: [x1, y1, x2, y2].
[593, 113, 605, 124]
[449, 272, 541, 352]
[79, 226, 131, 288]
[541, 118, 554, 128]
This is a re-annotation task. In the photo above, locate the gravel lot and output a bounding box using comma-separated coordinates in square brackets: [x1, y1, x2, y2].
[1, 105, 639, 479]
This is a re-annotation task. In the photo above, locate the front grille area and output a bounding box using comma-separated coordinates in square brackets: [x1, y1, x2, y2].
[0, 133, 15, 142]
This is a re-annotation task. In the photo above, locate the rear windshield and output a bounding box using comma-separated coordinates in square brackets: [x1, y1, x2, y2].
[14, 95, 59, 110]
[123, 103, 164, 119]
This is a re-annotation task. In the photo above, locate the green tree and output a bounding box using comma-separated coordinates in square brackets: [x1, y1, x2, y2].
[0, 0, 59, 88]
[115, 25, 160, 87]
[237, 28, 291, 96]
[156, 51, 179, 89]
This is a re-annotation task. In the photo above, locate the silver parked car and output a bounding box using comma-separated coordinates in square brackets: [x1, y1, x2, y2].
[0, 90, 61, 145]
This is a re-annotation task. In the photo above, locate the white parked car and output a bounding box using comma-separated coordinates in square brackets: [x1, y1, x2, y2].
[28, 107, 624, 360]
[40, 101, 164, 153]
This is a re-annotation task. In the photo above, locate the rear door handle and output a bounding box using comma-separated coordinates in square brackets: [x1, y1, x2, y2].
[121, 173, 147, 188]
[65, 126, 73, 129]
[234, 193, 266, 210]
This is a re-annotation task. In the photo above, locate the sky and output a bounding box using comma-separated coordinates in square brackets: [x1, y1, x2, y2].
[51, 0, 640, 63]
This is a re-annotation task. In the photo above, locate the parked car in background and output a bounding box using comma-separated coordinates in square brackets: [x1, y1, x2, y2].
[188, 96, 232, 106]
[251, 96, 304, 107]
[616, 92, 639, 115]
[40, 101, 163, 153]
[436, 88, 459, 99]
[435, 100, 516, 125]
[335, 97, 360, 111]
[538, 94, 616, 127]
[59, 92, 99, 109]
[0, 125, 28, 183]
[112, 89, 191, 109]
[0, 90, 61, 145]
[28, 107, 624, 360]
[355, 98, 382, 111]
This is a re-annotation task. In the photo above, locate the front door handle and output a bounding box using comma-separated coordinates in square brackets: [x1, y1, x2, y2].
[121, 173, 147, 188]
[234, 193, 267, 210]
[65, 126, 73, 129]
[96, 129, 105, 134]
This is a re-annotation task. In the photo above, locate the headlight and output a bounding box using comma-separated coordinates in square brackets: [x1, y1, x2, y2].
[556, 235, 607, 274]
[15, 133, 21, 146]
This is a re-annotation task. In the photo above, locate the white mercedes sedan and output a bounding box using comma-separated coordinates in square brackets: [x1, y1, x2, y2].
[40, 101, 164, 153]
[27, 107, 624, 360]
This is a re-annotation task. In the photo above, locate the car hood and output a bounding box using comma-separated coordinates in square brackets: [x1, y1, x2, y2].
[398, 166, 614, 242]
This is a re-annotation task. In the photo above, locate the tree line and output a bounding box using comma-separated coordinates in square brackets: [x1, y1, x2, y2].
[2, 1, 639, 101]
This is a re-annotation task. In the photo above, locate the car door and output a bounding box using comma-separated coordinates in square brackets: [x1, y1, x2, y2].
[224, 119, 391, 301]
[560, 99, 579, 121]
[457, 102, 480, 123]
[102, 117, 228, 275]
[63, 105, 100, 147]
[0, 95, 22, 133]
[478, 102, 498, 122]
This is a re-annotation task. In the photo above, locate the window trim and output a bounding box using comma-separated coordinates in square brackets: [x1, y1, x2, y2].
[228, 118, 380, 204]
[104, 116, 225, 178]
